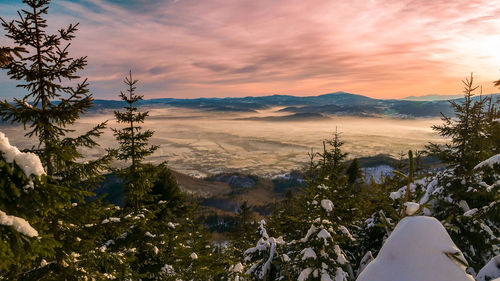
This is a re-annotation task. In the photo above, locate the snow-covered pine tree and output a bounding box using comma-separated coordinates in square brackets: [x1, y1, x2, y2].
[427, 74, 493, 178]
[231, 202, 258, 257]
[172, 199, 224, 280]
[354, 150, 421, 275]
[244, 219, 286, 281]
[386, 75, 500, 272]
[112, 70, 159, 210]
[0, 1, 115, 278]
[221, 201, 259, 281]
[287, 182, 353, 281]
[306, 130, 348, 184]
[268, 189, 303, 243]
[0, 132, 49, 273]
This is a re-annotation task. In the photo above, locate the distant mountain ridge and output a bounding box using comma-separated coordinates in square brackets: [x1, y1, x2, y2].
[91, 91, 499, 118]
[403, 94, 464, 101]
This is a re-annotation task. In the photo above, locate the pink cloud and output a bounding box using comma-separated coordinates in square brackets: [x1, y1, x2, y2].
[1, 0, 500, 99]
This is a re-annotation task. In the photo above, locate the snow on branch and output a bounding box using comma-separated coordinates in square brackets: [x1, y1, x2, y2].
[474, 154, 500, 170]
[0, 132, 45, 177]
[0, 210, 38, 237]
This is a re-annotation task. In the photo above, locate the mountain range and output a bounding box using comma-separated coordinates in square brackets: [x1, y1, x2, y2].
[91, 91, 499, 118]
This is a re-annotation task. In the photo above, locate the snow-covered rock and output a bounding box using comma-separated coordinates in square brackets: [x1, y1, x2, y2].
[356, 216, 474, 281]
[476, 255, 500, 281]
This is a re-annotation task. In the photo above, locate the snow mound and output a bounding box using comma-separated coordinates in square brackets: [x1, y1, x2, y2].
[474, 154, 500, 169]
[476, 255, 500, 281]
[0, 210, 38, 237]
[356, 216, 474, 281]
[0, 132, 45, 177]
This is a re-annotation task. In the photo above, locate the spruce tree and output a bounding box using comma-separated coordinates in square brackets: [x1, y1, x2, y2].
[172, 199, 223, 280]
[287, 182, 354, 281]
[346, 158, 362, 185]
[0, 1, 114, 278]
[386, 75, 500, 272]
[0, 132, 53, 274]
[427, 74, 493, 178]
[112, 70, 159, 209]
[231, 201, 257, 255]
[244, 220, 286, 281]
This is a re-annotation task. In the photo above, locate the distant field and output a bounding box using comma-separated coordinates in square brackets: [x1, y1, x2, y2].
[0, 107, 446, 178]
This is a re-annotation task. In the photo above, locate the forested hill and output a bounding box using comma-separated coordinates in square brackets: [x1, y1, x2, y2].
[91, 92, 499, 118]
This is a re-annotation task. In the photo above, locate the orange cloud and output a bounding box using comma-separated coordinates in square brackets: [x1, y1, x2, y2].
[1, 0, 500, 99]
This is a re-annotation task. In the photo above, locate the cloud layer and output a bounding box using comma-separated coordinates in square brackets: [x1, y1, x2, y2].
[1, 0, 500, 99]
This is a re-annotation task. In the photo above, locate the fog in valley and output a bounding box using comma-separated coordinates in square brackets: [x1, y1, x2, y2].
[0, 107, 446, 178]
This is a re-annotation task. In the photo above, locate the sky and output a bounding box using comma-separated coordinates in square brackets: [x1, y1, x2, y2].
[1, 0, 500, 100]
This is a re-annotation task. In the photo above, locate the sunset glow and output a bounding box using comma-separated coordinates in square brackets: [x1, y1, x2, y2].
[1, 0, 500, 99]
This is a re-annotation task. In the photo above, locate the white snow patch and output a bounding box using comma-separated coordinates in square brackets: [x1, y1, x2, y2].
[339, 225, 354, 241]
[300, 225, 318, 243]
[0, 209, 38, 237]
[317, 229, 332, 245]
[404, 202, 420, 216]
[475, 154, 500, 169]
[334, 245, 347, 265]
[0, 132, 45, 177]
[463, 208, 478, 217]
[298, 268, 313, 281]
[301, 247, 317, 260]
[335, 268, 348, 281]
[357, 251, 374, 277]
[161, 264, 175, 275]
[230, 262, 244, 273]
[476, 255, 500, 281]
[356, 216, 474, 281]
[321, 199, 334, 212]
[321, 272, 334, 281]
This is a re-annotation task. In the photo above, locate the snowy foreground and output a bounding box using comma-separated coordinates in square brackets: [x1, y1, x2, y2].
[358, 216, 482, 281]
[0, 132, 41, 237]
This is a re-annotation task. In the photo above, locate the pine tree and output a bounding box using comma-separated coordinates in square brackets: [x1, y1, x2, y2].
[230, 201, 257, 255]
[0, 132, 53, 274]
[268, 190, 303, 243]
[0, 1, 114, 278]
[244, 220, 286, 281]
[346, 159, 362, 185]
[427, 74, 493, 178]
[172, 199, 223, 280]
[385, 75, 500, 272]
[113, 70, 158, 170]
[112, 70, 159, 209]
[287, 182, 354, 281]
